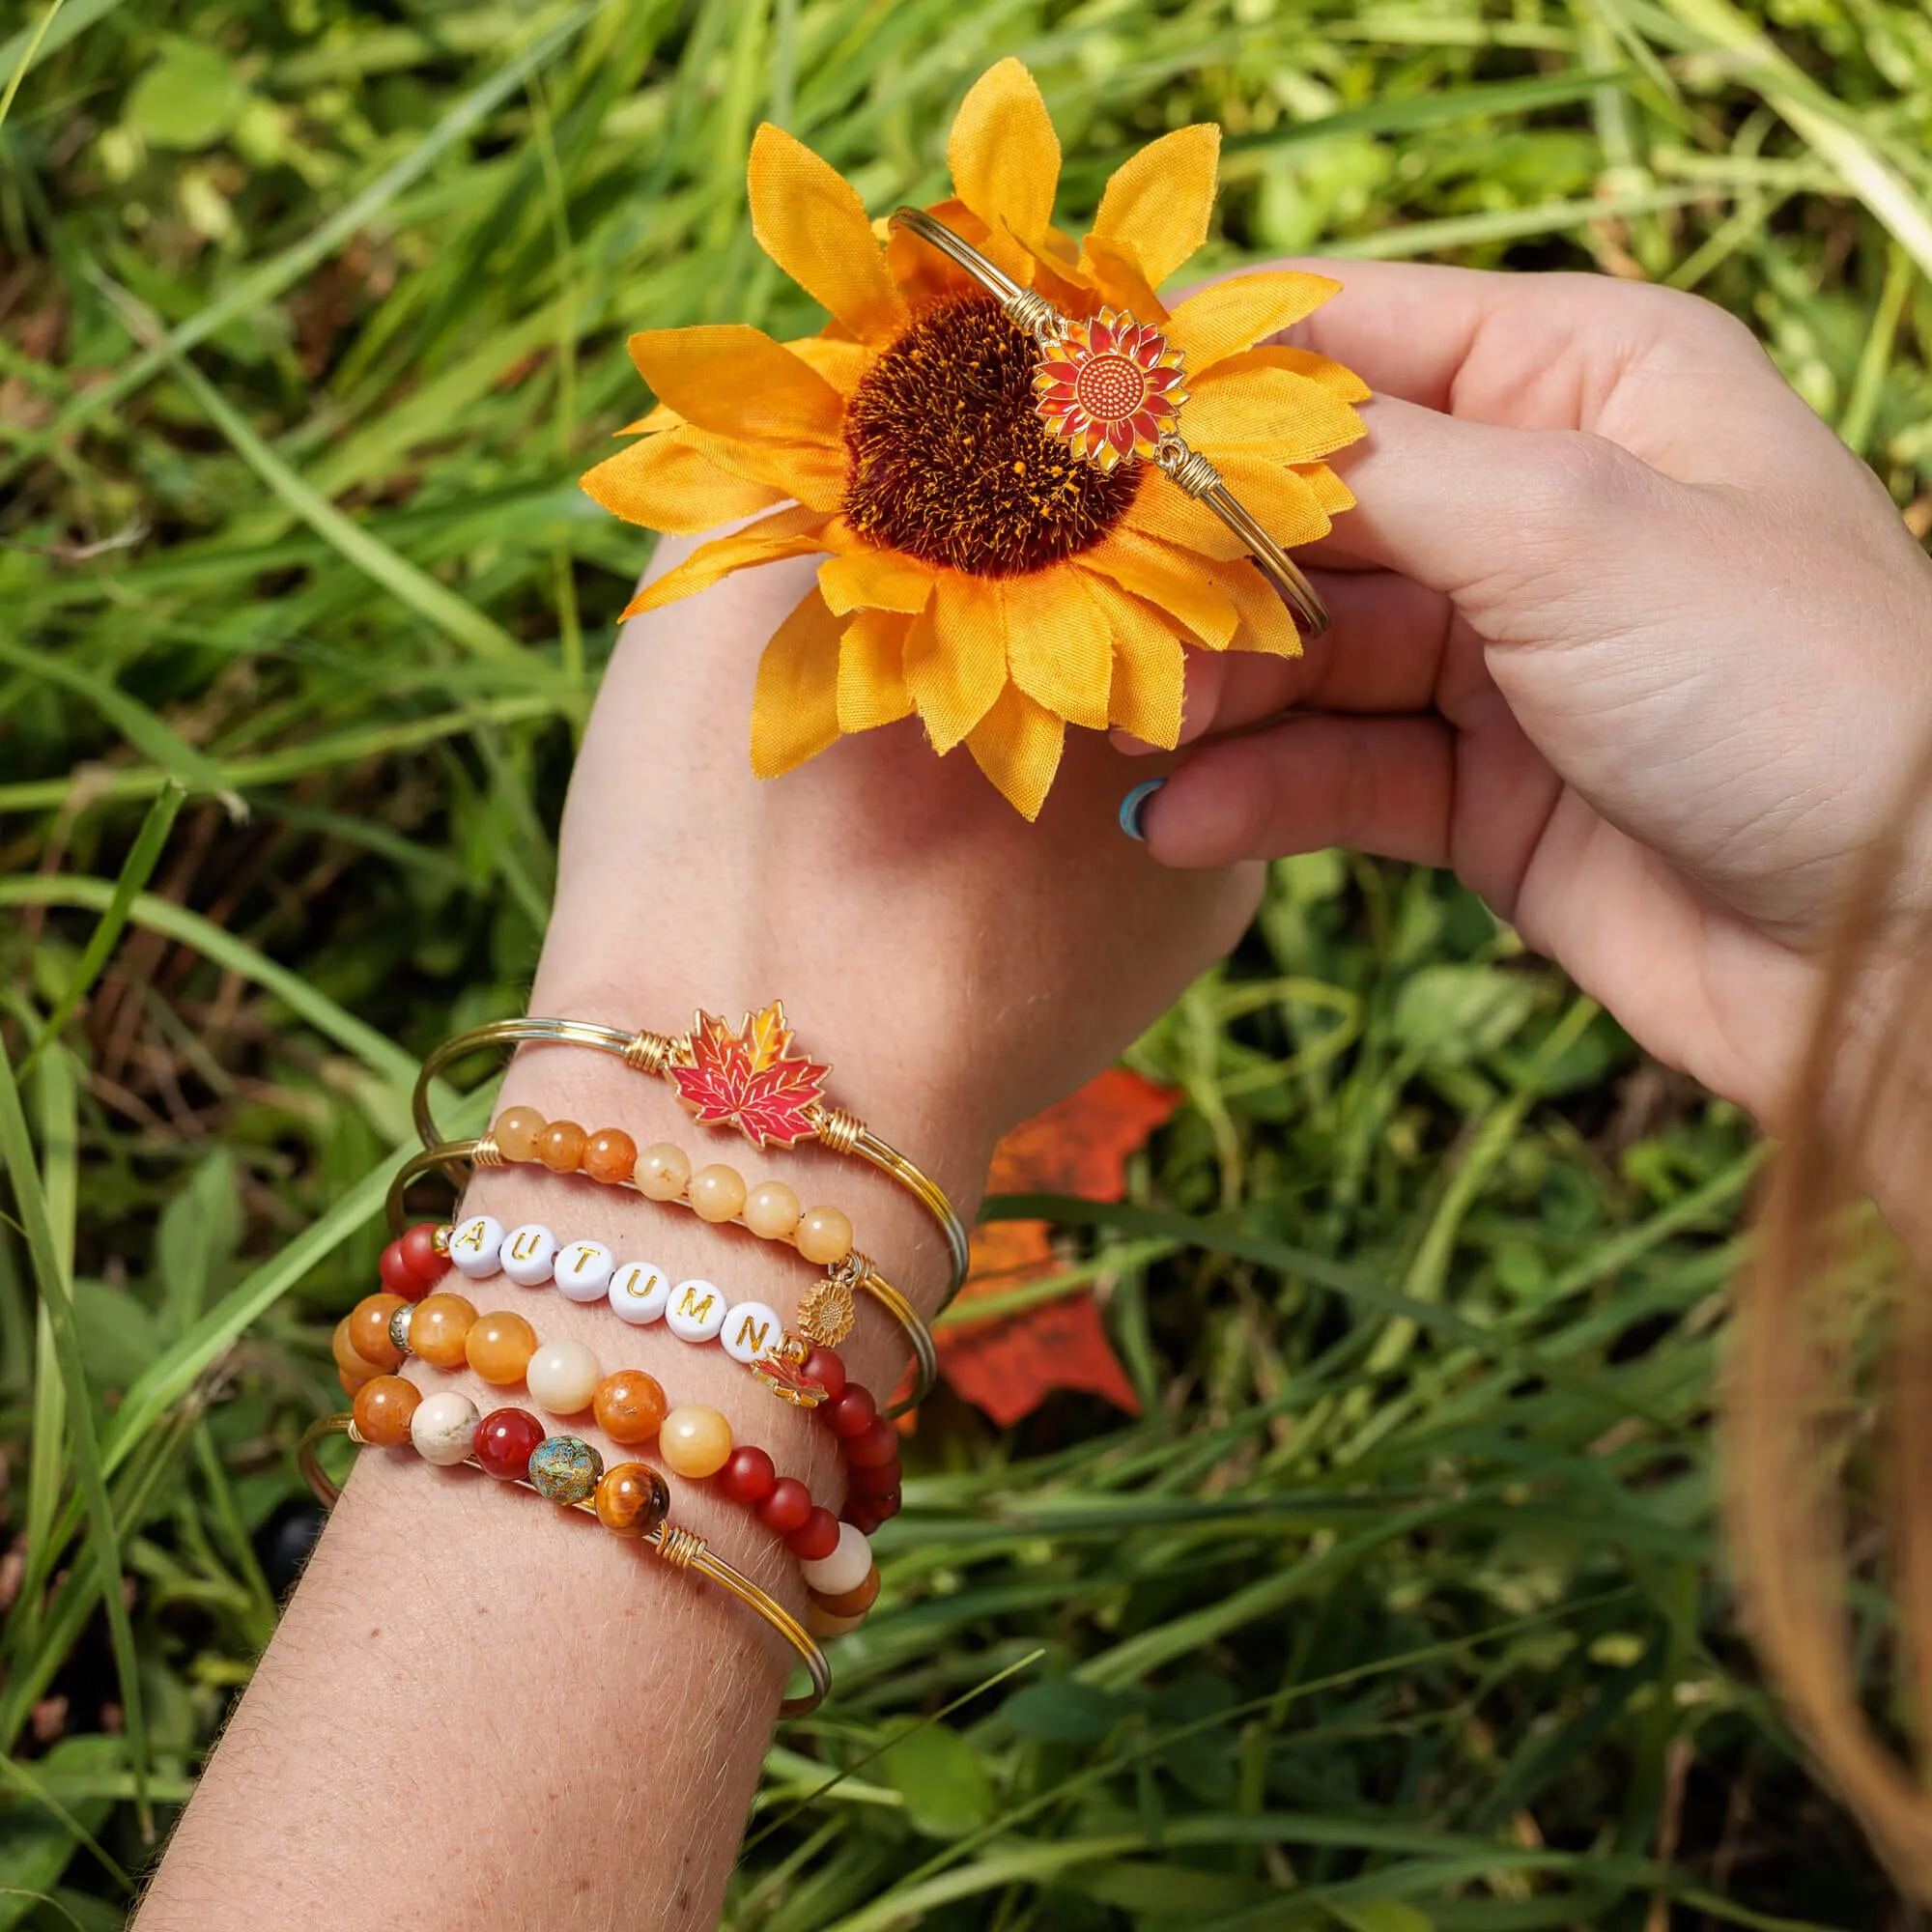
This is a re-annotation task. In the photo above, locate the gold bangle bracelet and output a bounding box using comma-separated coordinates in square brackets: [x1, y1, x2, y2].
[889, 205, 1329, 639]
[387, 1138, 939, 1418]
[298, 1413, 831, 1716]
[412, 1012, 971, 1303]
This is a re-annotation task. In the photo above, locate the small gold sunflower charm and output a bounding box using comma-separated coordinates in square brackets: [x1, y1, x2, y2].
[796, 1273, 858, 1349]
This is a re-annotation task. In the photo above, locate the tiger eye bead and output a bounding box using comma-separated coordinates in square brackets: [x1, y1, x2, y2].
[409, 1292, 478, 1370]
[796, 1206, 854, 1266]
[635, 1142, 691, 1202]
[494, 1106, 547, 1163]
[350, 1293, 408, 1372]
[593, 1369, 668, 1445]
[594, 1463, 670, 1538]
[742, 1181, 801, 1240]
[352, 1375, 420, 1448]
[660, 1405, 733, 1479]
[582, 1127, 638, 1186]
[814, 1566, 881, 1619]
[688, 1164, 747, 1224]
[538, 1119, 588, 1174]
[466, 1310, 539, 1385]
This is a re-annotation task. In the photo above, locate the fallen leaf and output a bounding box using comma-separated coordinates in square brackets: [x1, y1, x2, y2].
[939, 1066, 1180, 1425]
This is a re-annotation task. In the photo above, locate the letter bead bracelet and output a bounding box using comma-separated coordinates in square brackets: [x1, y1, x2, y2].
[411, 1004, 971, 1299]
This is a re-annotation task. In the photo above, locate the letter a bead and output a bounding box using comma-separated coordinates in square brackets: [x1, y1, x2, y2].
[446, 1214, 506, 1279]
[665, 1279, 727, 1344]
[608, 1261, 670, 1325]
[554, 1238, 615, 1303]
[722, 1301, 782, 1366]
[501, 1222, 559, 1288]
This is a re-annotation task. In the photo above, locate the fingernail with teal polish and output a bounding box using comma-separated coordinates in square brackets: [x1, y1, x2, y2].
[1120, 779, 1166, 841]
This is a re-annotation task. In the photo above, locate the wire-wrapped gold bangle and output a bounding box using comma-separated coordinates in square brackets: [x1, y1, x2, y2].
[386, 1139, 938, 1418]
[298, 1413, 830, 1716]
[888, 205, 1329, 639]
[412, 1011, 971, 1303]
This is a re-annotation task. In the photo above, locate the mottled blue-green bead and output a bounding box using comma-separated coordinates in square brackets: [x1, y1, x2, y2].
[527, 1434, 603, 1505]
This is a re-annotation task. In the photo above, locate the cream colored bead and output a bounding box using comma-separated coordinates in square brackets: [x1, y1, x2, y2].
[409, 1390, 480, 1466]
[796, 1206, 854, 1266]
[609, 1260, 670, 1325]
[659, 1405, 733, 1478]
[688, 1164, 747, 1224]
[665, 1279, 727, 1344]
[500, 1222, 558, 1288]
[635, 1143, 691, 1202]
[446, 1213, 505, 1280]
[741, 1180, 801, 1240]
[526, 1339, 603, 1416]
[554, 1238, 614, 1303]
[721, 1301, 783, 1366]
[799, 1521, 871, 1596]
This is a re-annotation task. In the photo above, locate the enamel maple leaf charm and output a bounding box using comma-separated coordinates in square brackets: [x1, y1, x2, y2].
[669, 1002, 829, 1151]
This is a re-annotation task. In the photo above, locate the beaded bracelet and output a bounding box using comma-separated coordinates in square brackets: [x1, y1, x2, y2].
[411, 1006, 971, 1300]
[340, 1289, 903, 1535]
[386, 1134, 937, 1416]
[297, 1412, 834, 1713]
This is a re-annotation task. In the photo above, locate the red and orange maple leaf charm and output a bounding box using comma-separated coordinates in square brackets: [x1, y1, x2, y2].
[669, 1002, 829, 1151]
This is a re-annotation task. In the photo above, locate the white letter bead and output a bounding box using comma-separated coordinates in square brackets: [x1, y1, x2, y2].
[553, 1239, 615, 1302]
[722, 1301, 783, 1366]
[500, 1222, 559, 1287]
[665, 1279, 727, 1344]
[446, 1214, 505, 1279]
[800, 1521, 872, 1597]
[526, 1339, 603, 1415]
[609, 1261, 671, 1325]
[410, 1391, 480, 1466]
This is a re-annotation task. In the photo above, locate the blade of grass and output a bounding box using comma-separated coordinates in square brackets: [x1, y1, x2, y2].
[0, 0, 65, 131]
[0, 1037, 152, 1837]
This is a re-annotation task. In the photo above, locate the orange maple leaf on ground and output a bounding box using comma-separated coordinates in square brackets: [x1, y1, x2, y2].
[937, 1066, 1181, 1427]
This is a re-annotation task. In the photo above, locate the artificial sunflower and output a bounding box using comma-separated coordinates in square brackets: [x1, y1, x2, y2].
[582, 57, 1368, 818]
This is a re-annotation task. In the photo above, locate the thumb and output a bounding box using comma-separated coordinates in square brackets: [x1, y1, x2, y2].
[1315, 394, 1684, 642]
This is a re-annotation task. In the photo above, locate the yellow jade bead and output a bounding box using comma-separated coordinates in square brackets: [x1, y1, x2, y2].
[796, 1206, 854, 1266]
[742, 1180, 801, 1240]
[494, 1106, 546, 1162]
[659, 1405, 733, 1479]
[635, 1143, 691, 1202]
[688, 1164, 747, 1224]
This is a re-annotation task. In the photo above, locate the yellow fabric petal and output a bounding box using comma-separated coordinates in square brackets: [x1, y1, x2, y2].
[966, 681, 1065, 822]
[1297, 462, 1356, 514]
[1087, 576, 1185, 749]
[751, 584, 846, 779]
[1221, 557, 1303, 658]
[1185, 366, 1367, 462]
[1085, 123, 1219, 289]
[1080, 526, 1238, 649]
[785, 336, 875, 399]
[904, 573, 1007, 753]
[1002, 567, 1112, 729]
[838, 608, 915, 731]
[619, 505, 830, 619]
[1164, 270, 1342, 375]
[750, 125, 910, 349]
[1082, 236, 1169, 325]
[948, 57, 1060, 246]
[1212, 343, 1372, 404]
[1211, 453, 1335, 551]
[581, 429, 785, 533]
[620, 402, 681, 435]
[628, 325, 845, 447]
[1122, 471, 1248, 562]
[685, 425, 846, 513]
[817, 547, 935, 617]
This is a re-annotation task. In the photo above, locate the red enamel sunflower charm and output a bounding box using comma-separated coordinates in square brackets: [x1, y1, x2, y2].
[1032, 308, 1189, 472]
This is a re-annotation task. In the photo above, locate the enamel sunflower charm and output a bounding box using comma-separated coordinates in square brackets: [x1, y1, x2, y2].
[1033, 310, 1188, 471]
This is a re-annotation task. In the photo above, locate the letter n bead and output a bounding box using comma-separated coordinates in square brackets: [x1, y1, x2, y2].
[666, 1280, 727, 1344]
[723, 1302, 782, 1366]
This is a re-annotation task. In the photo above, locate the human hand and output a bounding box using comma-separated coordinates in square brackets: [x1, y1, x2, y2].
[1125, 261, 1932, 1129]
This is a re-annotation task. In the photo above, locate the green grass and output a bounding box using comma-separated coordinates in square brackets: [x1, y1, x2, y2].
[4, 1, 1931, 1925]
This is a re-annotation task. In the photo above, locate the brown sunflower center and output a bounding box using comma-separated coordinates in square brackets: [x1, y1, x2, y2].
[841, 296, 1139, 576]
